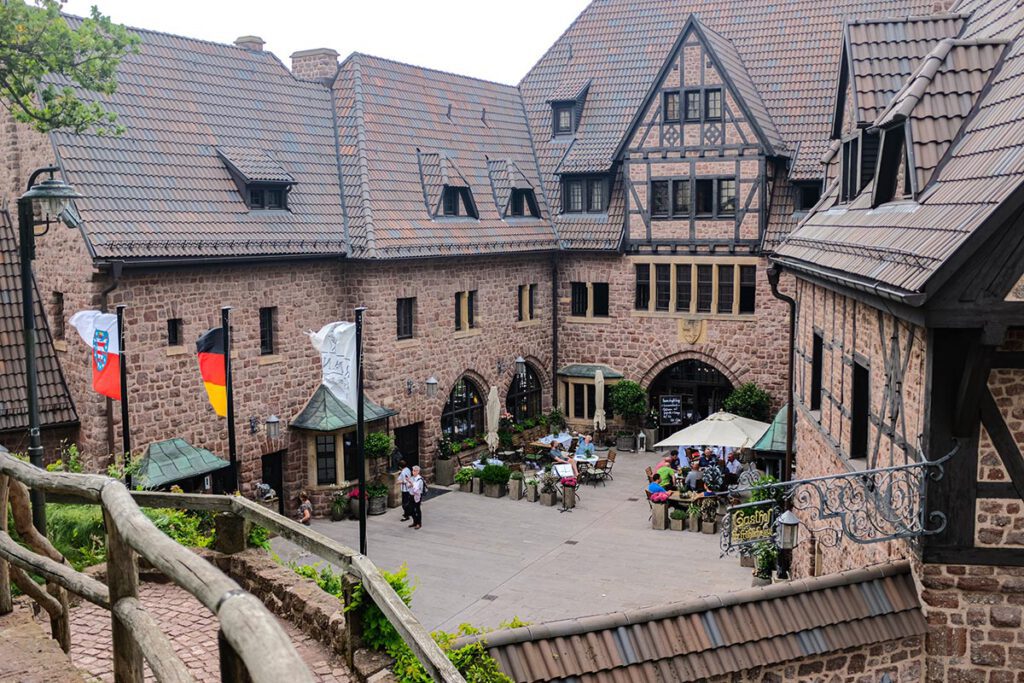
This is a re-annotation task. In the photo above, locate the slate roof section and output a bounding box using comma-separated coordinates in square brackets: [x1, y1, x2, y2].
[487, 159, 537, 218]
[557, 363, 624, 379]
[135, 437, 229, 489]
[332, 54, 557, 259]
[841, 14, 967, 132]
[519, 0, 937, 250]
[50, 20, 346, 260]
[215, 147, 296, 184]
[776, 0, 1024, 296]
[291, 384, 397, 432]
[457, 561, 923, 683]
[0, 208, 77, 433]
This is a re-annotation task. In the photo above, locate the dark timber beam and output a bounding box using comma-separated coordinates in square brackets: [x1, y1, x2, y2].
[952, 335, 997, 438]
[980, 388, 1024, 501]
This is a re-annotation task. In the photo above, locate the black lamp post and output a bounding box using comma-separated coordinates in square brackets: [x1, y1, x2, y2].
[18, 167, 81, 534]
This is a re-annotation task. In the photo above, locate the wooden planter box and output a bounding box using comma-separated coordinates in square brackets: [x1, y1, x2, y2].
[687, 516, 700, 532]
[563, 487, 576, 509]
[651, 503, 668, 530]
[509, 479, 524, 500]
[539, 491, 557, 507]
[472, 478, 483, 494]
[525, 485, 539, 502]
[616, 434, 635, 452]
[368, 496, 387, 516]
[701, 520, 717, 534]
[434, 458, 456, 486]
[484, 483, 506, 499]
[669, 517, 685, 531]
[458, 481, 473, 493]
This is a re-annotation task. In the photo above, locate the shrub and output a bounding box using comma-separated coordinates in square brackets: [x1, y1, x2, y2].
[669, 508, 686, 520]
[723, 382, 773, 422]
[753, 541, 778, 579]
[437, 437, 454, 460]
[247, 524, 270, 550]
[480, 464, 511, 486]
[509, 471, 524, 481]
[545, 409, 567, 433]
[366, 481, 389, 498]
[454, 467, 476, 484]
[609, 381, 647, 427]
[365, 431, 394, 460]
[345, 564, 415, 651]
[290, 561, 344, 598]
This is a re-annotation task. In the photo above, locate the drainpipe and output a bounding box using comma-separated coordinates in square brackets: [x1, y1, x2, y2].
[550, 253, 559, 412]
[99, 262, 122, 458]
[766, 263, 795, 482]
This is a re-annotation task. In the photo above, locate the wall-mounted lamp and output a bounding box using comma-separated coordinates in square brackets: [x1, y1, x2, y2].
[514, 356, 527, 379]
[250, 414, 282, 438]
[425, 376, 439, 398]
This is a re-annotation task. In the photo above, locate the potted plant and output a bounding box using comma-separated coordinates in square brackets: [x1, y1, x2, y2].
[347, 487, 364, 519]
[650, 491, 669, 529]
[700, 496, 718, 534]
[614, 430, 635, 452]
[481, 464, 511, 498]
[752, 541, 777, 587]
[610, 381, 647, 451]
[525, 477, 539, 502]
[454, 466, 475, 493]
[539, 471, 559, 506]
[669, 508, 686, 531]
[561, 476, 577, 509]
[642, 408, 660, 454]
[723, 382, 773, 422]
[330, 491, 347, 521]
[546, 409, 567, 435]
[471, 469, 484, 494]
[366, 481, 389, 515]
[434, 437, 456, 486]
[686, 503, 701, 532]
[509, 471, 525, 500]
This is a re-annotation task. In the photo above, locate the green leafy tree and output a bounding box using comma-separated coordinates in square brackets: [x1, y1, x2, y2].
[609, 380, 647, 428]
[0, 0, 139, 134]
[723, 382, 773, 422]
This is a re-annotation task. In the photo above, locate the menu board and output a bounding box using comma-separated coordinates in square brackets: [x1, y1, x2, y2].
[660, 395, 684, 425]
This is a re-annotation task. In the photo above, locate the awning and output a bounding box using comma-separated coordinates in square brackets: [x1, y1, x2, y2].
[557, 364, 623, 380]
[753, 404, 793, 453]
[291, 384, 397, 432]
[136, 438, 229, 489]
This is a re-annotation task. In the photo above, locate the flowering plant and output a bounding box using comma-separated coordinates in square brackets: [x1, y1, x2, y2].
[560, 477, 577, 487]
[347, 487, 365, 499]
[650, 492, 669, 503]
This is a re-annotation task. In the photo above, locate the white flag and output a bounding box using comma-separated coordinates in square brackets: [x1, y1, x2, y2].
[309, 322, 357, 408]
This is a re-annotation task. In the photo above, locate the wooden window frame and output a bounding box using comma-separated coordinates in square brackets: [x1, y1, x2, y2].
[570, 281, 610, 319]
[634, 265, 651, 310]
[559, 378, 619, 421]
[510, 188, 540, 218]
[684, 89, 702, 122]
[259, 306, 277, 356]
[396, 297, 415, 340]
[663, 90, 680, 122]
[672, 179, 690, 218]
[167, 318, 183, 347]
[552, 103, 574, 135]
[704, 88, 723, 120]
[517, 284, 538, 322]
[315, 434, 338, 487]
[650, 180, 670, 218]
[630, 256, 757, 318]
[247, 183, 289, 210]
[562, 176, 608, 214]
[454, 290, 477, 332]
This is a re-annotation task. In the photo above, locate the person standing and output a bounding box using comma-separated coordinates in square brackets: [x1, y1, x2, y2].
[297, 491, 313, 526]
[409, 465, 424, 530]
[397, 459, 412, 522]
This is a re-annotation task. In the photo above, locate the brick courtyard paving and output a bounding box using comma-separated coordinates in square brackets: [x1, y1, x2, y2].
[61, 581, 351, 682]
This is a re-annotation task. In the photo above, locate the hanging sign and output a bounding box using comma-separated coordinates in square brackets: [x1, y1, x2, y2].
[721, 499, 777, 551]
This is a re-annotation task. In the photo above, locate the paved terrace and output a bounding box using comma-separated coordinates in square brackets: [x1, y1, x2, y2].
[274, 449, 751, 632]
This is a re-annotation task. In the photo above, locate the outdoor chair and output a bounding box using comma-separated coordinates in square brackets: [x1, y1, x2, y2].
[605, 450, 616, 479]
[645, 488, 653, 521]
[644, 465, 654, 482]
[577, 461, 593, 486]
[589, 459, 609, 486]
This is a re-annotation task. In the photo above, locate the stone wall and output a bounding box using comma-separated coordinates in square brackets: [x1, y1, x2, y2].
[706, 636, 924, 683]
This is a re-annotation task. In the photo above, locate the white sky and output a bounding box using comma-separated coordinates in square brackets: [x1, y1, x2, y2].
[61, 0, 592, 85]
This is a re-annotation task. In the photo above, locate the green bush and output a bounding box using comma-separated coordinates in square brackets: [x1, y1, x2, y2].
[247, 524, 270, 550]
[454, 467, 476, 484]
[669, 508, 686, 520]
[480, 464, 511, 486]
[753, 541, 778, 579]
[290, 561, 344, 598]
[509, 471, 524, 481]
[723, 382, 773, 422]
[609, 381, 647, 427]
[367, 481, 389, 498]
[345, 564, 415, 652]
[365, 431, 394, 460]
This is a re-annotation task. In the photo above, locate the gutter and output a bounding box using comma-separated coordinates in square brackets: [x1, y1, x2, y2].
[766, 264, 795, 482]
[770, 255, 926, 307]
[99, 262, 122, 457]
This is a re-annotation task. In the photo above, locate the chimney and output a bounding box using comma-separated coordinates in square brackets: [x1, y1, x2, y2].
[234, 35, 265, 52]
[290, 48, 340, 83]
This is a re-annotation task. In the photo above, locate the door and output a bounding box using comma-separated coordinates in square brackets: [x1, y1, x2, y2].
[394, 423, 421, 468]
[261, 451, 285, 515]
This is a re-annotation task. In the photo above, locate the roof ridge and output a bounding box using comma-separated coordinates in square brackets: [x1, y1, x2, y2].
[348, 55, 377, 258]
[517, 0, 597, 89]
[846, 11, 969, 26]
[347, 51, 520, 90]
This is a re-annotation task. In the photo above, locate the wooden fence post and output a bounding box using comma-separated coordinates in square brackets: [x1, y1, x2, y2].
[214, 513, 248, 555]
[219, 628, 251, 683]
[0, 474, 11, 615]
[104, 509, 144, 683]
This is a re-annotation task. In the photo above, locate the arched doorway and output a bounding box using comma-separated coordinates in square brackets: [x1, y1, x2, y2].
[441, 376, 485, 440]
[648, 359, 733, 441]
[506, 364, 543, 423]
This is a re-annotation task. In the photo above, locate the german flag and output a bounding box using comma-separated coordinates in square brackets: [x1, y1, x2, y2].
[196, 328, 227, 417]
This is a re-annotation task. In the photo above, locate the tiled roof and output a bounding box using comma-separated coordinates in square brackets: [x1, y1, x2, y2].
[842, 14, 967, 131]
[51, 20, 346, 260]
[215, 147, 296, 184]
[290, 384, 396, 432]
[0, 208, 77, 433]
[333, 54, 557, 259]
[459, 561, 923, 683]
[557, 364, 624, 379]
[520, 0, 937, 250]
[776, 0, 1024, 296]
[136, 437, 229, 489]
[487, 159, 536, 218]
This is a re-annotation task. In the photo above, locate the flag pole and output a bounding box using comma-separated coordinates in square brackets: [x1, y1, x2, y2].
[115, 305, 131, 483]
[222, 306, 238, 492]
[355, 306, 367, 556]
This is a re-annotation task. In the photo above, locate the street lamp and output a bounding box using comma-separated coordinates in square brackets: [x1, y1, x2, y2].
[425, 376, 438, 398]
[514, 356, 527, 379]
[19, 167, 82, 534]
[775, 509, 800, 580]
[265, 415, 281, 439]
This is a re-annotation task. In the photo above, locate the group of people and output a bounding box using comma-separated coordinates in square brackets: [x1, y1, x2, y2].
[548, 433, 596, 476]
[646, 446, 744, 495]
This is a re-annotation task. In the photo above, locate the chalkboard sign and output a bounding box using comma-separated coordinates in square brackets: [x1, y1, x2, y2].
[660, 395, 684, 426]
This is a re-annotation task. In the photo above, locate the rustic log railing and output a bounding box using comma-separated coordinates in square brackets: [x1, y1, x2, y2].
[0, 451, 465, 683]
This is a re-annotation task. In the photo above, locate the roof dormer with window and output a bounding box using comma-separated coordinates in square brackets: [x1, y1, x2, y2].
[217, 147, 295, 211]
[547, 77, 590, 138]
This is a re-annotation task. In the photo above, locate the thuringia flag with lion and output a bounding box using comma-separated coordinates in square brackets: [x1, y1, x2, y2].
[69, 310, 122, 401]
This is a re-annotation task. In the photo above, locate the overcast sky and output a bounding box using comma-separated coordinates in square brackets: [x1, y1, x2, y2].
[61, 0, 591, 85]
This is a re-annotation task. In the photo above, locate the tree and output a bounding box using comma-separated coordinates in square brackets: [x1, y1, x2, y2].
[608, 380, 647, 429]
[0, 0, 138, 134]
[723, 382, 773, 422]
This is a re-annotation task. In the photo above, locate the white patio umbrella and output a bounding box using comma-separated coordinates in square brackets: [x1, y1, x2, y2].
[593, 370, 606, 432]
[653, 411, 770, 450]
[485, 385, 501, 454]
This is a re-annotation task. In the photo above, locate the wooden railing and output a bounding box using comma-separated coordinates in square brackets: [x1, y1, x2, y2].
[0, 450, 465, 683]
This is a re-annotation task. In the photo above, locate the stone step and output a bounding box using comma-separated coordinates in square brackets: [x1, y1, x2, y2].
[0, 608, 85, 683]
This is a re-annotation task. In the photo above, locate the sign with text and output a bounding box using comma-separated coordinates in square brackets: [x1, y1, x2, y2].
[659, 395, 684, 426]
[722, 499, 777, 550]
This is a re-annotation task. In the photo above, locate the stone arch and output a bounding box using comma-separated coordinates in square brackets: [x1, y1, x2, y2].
[640, 349, 747, 389]
[503, 358, 547, 422]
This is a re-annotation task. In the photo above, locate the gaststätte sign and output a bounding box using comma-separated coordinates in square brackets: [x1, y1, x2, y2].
[722, 499, 777, 550]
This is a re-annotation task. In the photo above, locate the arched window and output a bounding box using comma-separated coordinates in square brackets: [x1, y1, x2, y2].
[506, 364, 543, 422]
[442, 376, 484, 440]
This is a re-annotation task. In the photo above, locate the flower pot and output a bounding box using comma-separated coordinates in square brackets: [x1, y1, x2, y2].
[472, 478, 483, 494]
[701, 521, 717, 534]
[484, 483, 506, 499]
[669, 517, 684, 531]
[751, 574, 772, 587]
[687, 516, 700, 532]
[651, 502, 668, 530]
[539, 491, 557, 507]
[616, 434, 635, 452]
[526, 485, 539, 502]
[330, 504, 346, 522]
[563, 486, 576, 509]
[434, 458, 455, 486]
[459, 481, 473, 493]
[740, 554, 755, 568]
[509, 479, 524, 501]
[348, 498, 361, 519]
[368, 495, 387, 516]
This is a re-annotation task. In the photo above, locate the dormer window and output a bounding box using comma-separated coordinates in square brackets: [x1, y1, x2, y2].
[510, 188, 540, 218]
[562, 176, 607, 214]
[840, 137, 859, 204]
[553, 103, 574, 135]
[441, 186, 478, 218]
[216, 147, 295, 212]
[794, 182, 822, 212]
[248, 185, 287, 210]
[681, 88, 722, 122]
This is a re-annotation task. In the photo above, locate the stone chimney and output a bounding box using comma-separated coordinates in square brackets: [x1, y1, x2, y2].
[290, 48, 340, 83]
[234, 35, 265, 52]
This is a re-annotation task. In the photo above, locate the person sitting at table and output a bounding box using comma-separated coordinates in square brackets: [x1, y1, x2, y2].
[646, 474, 667, 495]
[725, 452, 742, 484]
[552, 448, 579, 477]
[676, 447, 690, 469]
[684, 464, 703, 491]
[575, 434, 595, 457]
[698, 447, 716, 469]
[657, 462, 677, 491]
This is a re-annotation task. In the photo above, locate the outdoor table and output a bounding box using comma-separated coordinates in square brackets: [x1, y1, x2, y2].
[573, 453, 598, 467]
[667, 491, 696, 508]
[471, 457, 504, 470]
[538, 433, 572, 449]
